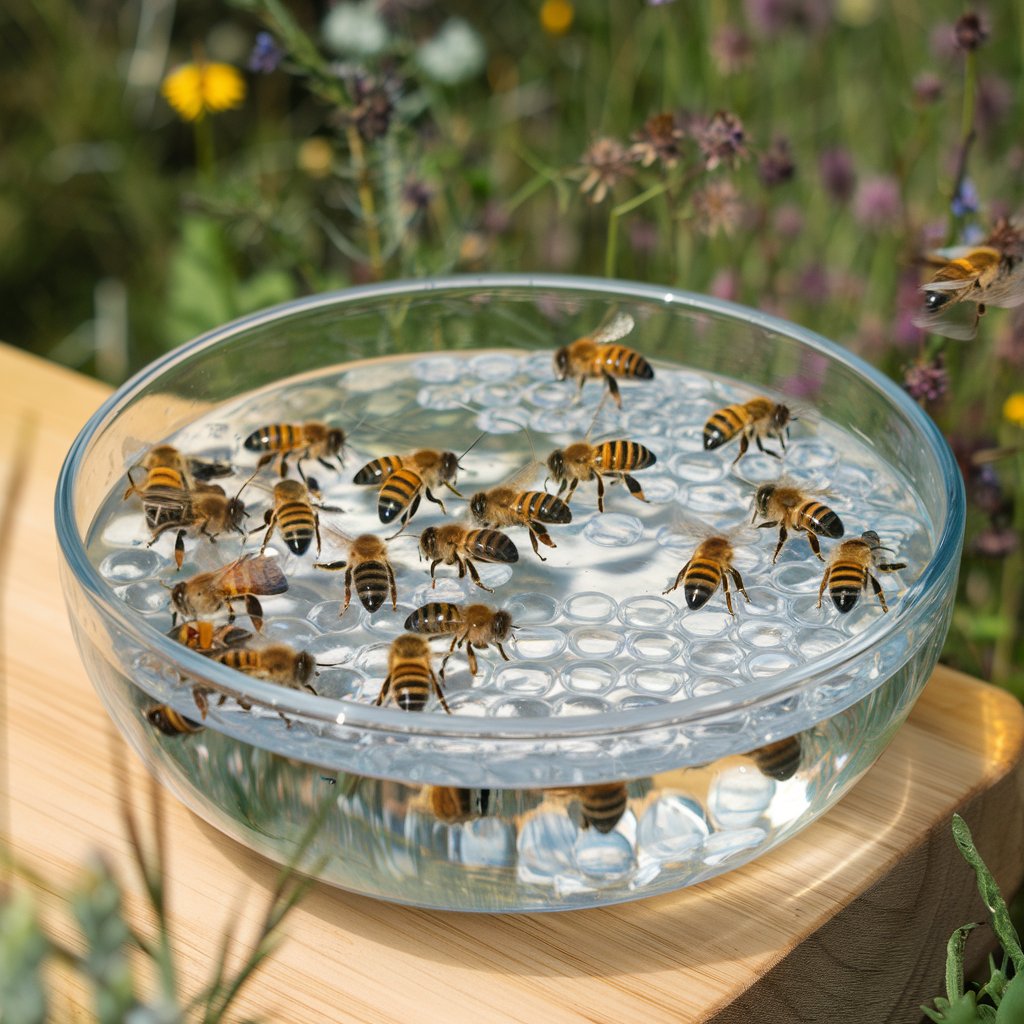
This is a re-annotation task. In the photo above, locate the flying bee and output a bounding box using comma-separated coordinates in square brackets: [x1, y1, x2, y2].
[817, 530, 907, 613]
[748, 737, 802, 782]
[546, 438, 656, 513]
[912, 226, 1024, 341]
[703, 398, 792, 463]
[353, 448, 463, 531]
[751, 481, 844, 563]
[553, 312, 653, 408]
[419, 524, 519, 592]
[144, 483, 248, 569]
[404, 602, 514, 677]
[145, 704, 204, 737]
[169, 554, 288, 632]
[257, 478, 343, 558]
[376, 633, 449, 713]
[314, 531, 397, 615]
[214, 643, 318, 693]
[243, 421, 346, 483]
[664, 534, 751, 616]
[469, 462, 572, 560]
[426, 786, 492, 825]
[577, 783, 629, 834]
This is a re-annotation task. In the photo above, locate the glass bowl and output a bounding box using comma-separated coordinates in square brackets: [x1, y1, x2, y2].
[55, 275, 964, 911]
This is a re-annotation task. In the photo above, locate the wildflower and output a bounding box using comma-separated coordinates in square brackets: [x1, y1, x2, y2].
[709, 269, 740, 303]
[322, 2, 390, 58]
[1004, 392, 1024, 428]
[970, 463, 1004, 515]
[540, 0, 574, 36]
[796, 264, 830, 303]
[416, 19, 486, 85]
[757, 137, 795, 187]
[744, 0, 830, 37]
[912, 72, 943, 105]
[691, 111, 748, 171]
[297, 137, 334, 178]
[852, 175, 902, 230]
[902, 356, 948, 404]
[402, 178, 433, 215]
[929, 23, 959, 62]
[629, 112, 686, 170]
[161, 60, 246, 122]
[973, 524, 1019, 558]
[692, 180, 744, 237]
[818, 148, 855, 203]
[577, 137, 634, 204]
[347, 73, 398, 143]
[951, 179, 979, 219]
[248, 32, 283, 74]
[711, 26, 753, 75]
[773, 203, 804, 239]
[954, 11, 987, 52]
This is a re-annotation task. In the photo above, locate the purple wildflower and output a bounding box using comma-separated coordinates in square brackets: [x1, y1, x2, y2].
[709, 269, 740, 303]
[773, 203, 804, 239]
[892, 269, 926, 349]
[796, 264, 830, 304]
[819, 148, 855, 203]
[951, 178, 979, 218]
[577, 137, 634, 204]
[691, 111, 749, 171]
[853, 175, 903, 230]
[912, 72, 944, 105]
[758, 137, 796, 188]
[954, 12, 987, 52]
[973, 525, 1019, 558]
[248, 32, 283, 74]
[970, 464, 1004, 516]
[711, 26, 753, 75]
[629, 112, 686, 170]
[902, 357, 949, 404]
[929, 23, 959, 61]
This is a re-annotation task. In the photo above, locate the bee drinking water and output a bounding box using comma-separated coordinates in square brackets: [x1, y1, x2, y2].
[258, 478, 342, 558]
[664, 534, 751, 616]
[243, 421, 346, 483]
[817, 530, 906, 613]
[545, 439, 656, 513]
[315, 531, 398, 614]
[751, 482, 844, 563]
[377, 633, 449, 713]
[169, 554, 288, 632]
[418, 524, 519, 592]
[144, 483, 248, 569]
[703, 398, 792, 463]
[404, 601, 514, 677]
[353, 448, 462, 531]
[553, 312, 653, 408]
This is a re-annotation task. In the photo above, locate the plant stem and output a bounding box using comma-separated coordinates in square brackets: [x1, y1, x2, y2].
[947, 49, 977, 243]
[193, 116, 215, 182]
[605, 181, 671, 278]
[346, 125, 383, 278]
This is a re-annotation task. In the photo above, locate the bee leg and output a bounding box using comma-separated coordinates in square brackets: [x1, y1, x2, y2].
[424, 488, 447, 514]
[466, 644, 479, 676]
[868, 572, 890, 612]
[878, 561, 907, 572]
[279, 454, 291, 479]
[317, 457, 336, 473]
[495, 641, 511, 661]
[192, 687, 209, 720]
[729, 567, 751, 606]
[429, 668, 452, 715]
[595, 474, 605, 513]
[386, 562, 397, 610]
[174, 529, 187, 570]
[443, 480, 463, 498]
[122, 466, 140, 500]
[732, 433, 750, 465]
[429, 559, 442, 587]
[342, 568, 353, 615]
[817, 566, 831, 609]
[622, 474, 647, 503]
[258, 510, 275, 555]
[244, 594, 265, 633]
[463, 558, 494, 593]
[602, 373, 623, 408]
[375, 674, 392, 706]
[314, 560, 346, 570]
[771, 524, 788, 564]
[530, 522, 556, 558]
[663, 560, 690, 595]
[755, 435, 782, 460]
[314, 515, 322, 558]
[721, 574, 735, 617]
[804, 530, 824, 561]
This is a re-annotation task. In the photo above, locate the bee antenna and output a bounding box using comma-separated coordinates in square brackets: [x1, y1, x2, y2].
[233, 465, 262, 503]
[458, 431, 486, 464]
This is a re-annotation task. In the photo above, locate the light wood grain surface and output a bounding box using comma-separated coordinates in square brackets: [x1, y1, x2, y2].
[2, 343, 1023, 1023]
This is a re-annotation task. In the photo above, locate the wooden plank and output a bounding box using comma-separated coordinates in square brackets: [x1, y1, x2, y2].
[1, 343, 1022, 1023]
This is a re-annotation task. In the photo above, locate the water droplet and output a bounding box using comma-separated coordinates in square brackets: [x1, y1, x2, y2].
[582, 513, 644, 547]
[526, 380, 576, 408]
[771, 561, 822, 593]
[469, 352, 521, 381]
[747, 652, 798, 678]
[637, 796, 708, 862]
[668, 453, 723, 483]
[504, 591, 560, 625]
[412, 356, 461, 382]
[517, 812, 578, 882]
[555, 695, 611, 715]
[460, 818, 517, 868]
[475, 406, 531, 434]
[562, 661, 615, 695]
[99, 548, 161, 582]
[116, 580, 170, 614]
[568, 627, 622, 658]
[563, 591, 617, 623]
[508, 627, 566, 661]
[707, 767, 775, 829]
[676, 609, 732, 640]
[701, 827, 767, 866]
[624, 665, 688, 697]
[618, 595, 676, 629]
[492, 663, 556, 697]
[626, 632, 681, 663]
[786, 439, 837, 470]
[575, 828, 635, 878]
[737, 621, 792, 648]
[491, 697, 550, 718]
[416, 384, 472, 411]
[262, 616, 320, 645]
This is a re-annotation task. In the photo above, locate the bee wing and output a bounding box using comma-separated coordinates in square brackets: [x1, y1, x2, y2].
[220, 554, 289, 595]
[590, 311, 635, 344]
[320, 521, 356, 553]
[188, 456, 234, 481]
[924, 244, 998, 263]
[911, 302, 980, 341]
[493, 458, 546, 492]
[137, 486, 193, 512]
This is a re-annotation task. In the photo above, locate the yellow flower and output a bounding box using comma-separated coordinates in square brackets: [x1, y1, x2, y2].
[540, 0, 574, 36]
[1004, 392, 1024, 428]
[297, 138, 334, 179]
[161, 61, 246, 122]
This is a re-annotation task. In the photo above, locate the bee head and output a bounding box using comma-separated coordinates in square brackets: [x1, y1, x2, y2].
[753, 483, 775, 517]
[440, 451, 460, 482]
[170, 581, 189, 616]
[492, 610, 513, 641]
[327, 428, 346, 455]
[546, 449, 566, 480]
[469, 492, 487, 520]
[861, 529, 881, 549]
[923, 290, 950, 313]
[419, 526, 438, 558]
[294, 651, 316, 685]
[553, 347, 569, 379]
[227, 498, 247, 532]
[771, 405, 791, 431]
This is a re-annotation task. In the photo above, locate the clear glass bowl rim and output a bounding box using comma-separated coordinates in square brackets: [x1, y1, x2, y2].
[55, 273, 965, 744]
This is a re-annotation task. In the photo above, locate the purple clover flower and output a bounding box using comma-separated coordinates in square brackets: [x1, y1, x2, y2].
[248, 32, 283, 74]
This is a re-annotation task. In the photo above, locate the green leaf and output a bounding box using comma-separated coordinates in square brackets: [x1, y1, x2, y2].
[946, 923, 981, 1002]
[995, 975, 1024, 1021]
[952, 815, 1024, 974]
[0, 890, 49, 1024]
[921, 992, 984, 1023]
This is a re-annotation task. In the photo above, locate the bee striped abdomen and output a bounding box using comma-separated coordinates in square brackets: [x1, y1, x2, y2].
[751, 737, 802, 781]
[404, 602, 459, 634]
[580, 783, 628, 833]
[828, 562, 869, 612]
[683, 558, 723, 609]
[378, 468, 422, 523]
[798, 501, 844, 538]
[353, 455, 403, 486]
[469, 529, 519, 563]
[703, 404, 746, 450]
[146, 705, 203, 736]
[244, 423, 301, 453]
[516, 491, 572, 524]
[352, 560, 392, 612]
[596, 439, 656, 471]
[276, 500, 317, 554]
[390, 664, 431, 710]
[217, 649, 260, 673]
[601, 346, 654, 379]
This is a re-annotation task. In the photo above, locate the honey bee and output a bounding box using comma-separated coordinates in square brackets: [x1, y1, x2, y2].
[469, 463, 572, 560]
[419, 523, 519, 592]
[703, 398, 792, 463]
[243, 422, 346, 482]
[168, 620, 252, 653]
[404, 602, 514, 677]
[169, 554, 288, 632]
[145, 704, 204, 736]
[314, 532, 397, 614]
[752, 482, 844, 563]
[376, 634, 449, 713]
[145, 484, 248, 569]
[817, 530, 907, 613]
[577, 783, 629, 834]
[427, 786, 492, 825]
[258, 478, 343, 558]
[123, 445, 193, 531]
[553, 312, 654, 408]
[912, 225, 1024, 340]
[546, 439, 656, 513]
[749, 737, 802, 781]
[353, 449, 462, 530]
[214, 643, 318, 693]
[663, 534, 751, 615]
